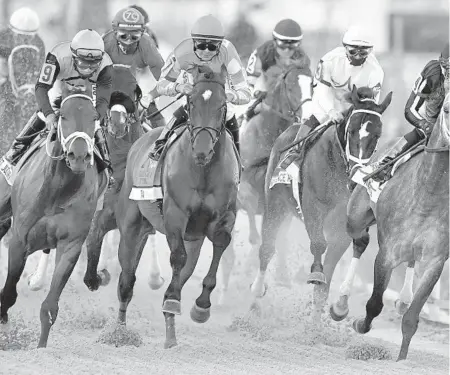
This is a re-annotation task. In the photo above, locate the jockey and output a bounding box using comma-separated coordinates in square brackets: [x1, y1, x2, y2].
[148, 14, 252, 160]
[277, 26, 385, 172]
[103, 6, 165, 131]
[129, 4, 160, 48]
[0, 8, 45, 116]
[3, 29, 115, 186]
[245, 19, 310, 121]
[367, 42, 449, 182]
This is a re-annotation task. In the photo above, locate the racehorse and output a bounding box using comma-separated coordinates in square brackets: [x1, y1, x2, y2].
[26, 66, 164, 292]
[250, 86, 393, 309]
[340, 93, 449, 361]
[219, 63, 313, 300]
[0, 92, 107, 348]
[115, 65, 239, 348]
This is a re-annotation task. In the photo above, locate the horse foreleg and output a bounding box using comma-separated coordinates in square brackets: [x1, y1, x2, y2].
[148, 233, 165, 290]
[38, 240, 83, 348]
[398, 256, 446, 361]
[162, 200, 189, 349]
[27, 249, 51, 291]
[0, 235, 27, 324]
[394, 261, 415, 316]
[353, 248, 393, 336]
[117, 203, 149, 326]
[251, 185, 293, 299]
[193, 211, 235, 323]
[84, 209, 115, 291]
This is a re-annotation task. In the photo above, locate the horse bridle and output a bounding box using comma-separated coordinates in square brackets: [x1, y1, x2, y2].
[186, 79, 227, 149]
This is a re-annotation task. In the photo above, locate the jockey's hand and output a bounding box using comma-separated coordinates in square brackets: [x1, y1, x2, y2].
[418, 119, 433, 135]
[254, 90, 267, 100]
[141, 93, 155, 108]
[327, 109, 344, 124]
[226, 89, 238, 104]
[45, 113, 58, 131]
[176, 83, 193, 96]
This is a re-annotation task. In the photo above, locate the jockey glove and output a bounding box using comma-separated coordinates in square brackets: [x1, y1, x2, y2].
[418, 119, 433, 135]
[327, 109, 344, 124]
[45, 113, 58, 131]
[176, 83, 193, 95]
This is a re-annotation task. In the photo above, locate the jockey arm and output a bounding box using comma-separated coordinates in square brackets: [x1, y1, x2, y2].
[35, 52, 61, 117]
[95, 65, 113, 122]
[141, 35, 164, 81]
[311, 59, 337, 123]
[404, 61, 436, 128]
[223, 40, 252, 105]
[246, 48, 263, 94]
[156, 52, 181, 97]
[367, 66, 384, 104]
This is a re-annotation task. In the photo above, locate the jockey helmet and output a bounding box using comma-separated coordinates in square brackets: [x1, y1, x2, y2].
[112, 7, 145, 54]
[439, 42, 449, 79]
[342, 26, 373, 66]
[191, 15, 224, 61]
[272, 19, 303, 42]
[70, 29, 105, 78]
[191, 15, 224, 41]
[9, 7, 40, 35]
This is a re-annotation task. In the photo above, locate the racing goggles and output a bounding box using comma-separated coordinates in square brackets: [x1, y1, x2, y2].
[345, 45, 373, 58]
[274, 38, 301, 50]
[74, 57, 102, 75]
[194, 40, 221, 52]
[117, 30, 143, 44]
[73, 48, 104, 62]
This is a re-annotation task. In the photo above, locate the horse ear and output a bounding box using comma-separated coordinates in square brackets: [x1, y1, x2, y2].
[379, 91, 393, 113]
[351, 85, 359, 104]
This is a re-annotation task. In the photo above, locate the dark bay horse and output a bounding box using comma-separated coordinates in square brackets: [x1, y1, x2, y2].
[115, 65, 239, 348]
[342, 93, 449, 361]
[26, 66, 163, 291]
[219, 63, 312, 299]
[250, 86, 393, 308]
[0, 93, 107, 347]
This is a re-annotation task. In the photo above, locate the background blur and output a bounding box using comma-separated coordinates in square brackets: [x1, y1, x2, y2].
[1, 0, 448, 142]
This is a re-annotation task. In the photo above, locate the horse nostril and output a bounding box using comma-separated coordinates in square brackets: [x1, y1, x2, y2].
[84, 154, 92, 162]
[67, 152, 75, 160]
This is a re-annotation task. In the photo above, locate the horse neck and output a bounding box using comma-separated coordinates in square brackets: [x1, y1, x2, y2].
[416, 128, 449, 196]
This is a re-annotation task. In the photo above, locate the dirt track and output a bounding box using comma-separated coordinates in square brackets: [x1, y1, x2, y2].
[0, 215, 448, 375]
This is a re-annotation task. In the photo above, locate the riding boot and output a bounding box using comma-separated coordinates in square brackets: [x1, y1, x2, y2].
[278, 115, 320, 170]
[245, 91, 267, 121]
[149, 105, 188, 161]
[94, 127, 115, 189]
[225, 115, 240, 154]
[4, 111, 46, 165]
[368, 137, 413, 183]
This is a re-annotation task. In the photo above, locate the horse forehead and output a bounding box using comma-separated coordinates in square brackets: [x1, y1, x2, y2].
[359, 121, 371, 139]
[202, 89, 213, 101]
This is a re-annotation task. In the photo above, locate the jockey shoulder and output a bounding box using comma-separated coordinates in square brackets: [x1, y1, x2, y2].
[0, 27, 45, 59]
[256, 39, 310, 72]
[35, 33, 113, 119]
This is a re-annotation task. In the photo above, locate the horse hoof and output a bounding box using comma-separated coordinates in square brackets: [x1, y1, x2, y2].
[306, 272, 327, 285]
[162, 299, 181, 315]
[249, 301, 261, 316]
[27, 274, 44, 291]
[190, 304, 210, 323]
[329, 304, 349, 321]
[164, 339, 178, 349]
[84, 275, 101, 292]
[352, 318, 371, 334]
[395, 299, 410, 316]
[0, 313, 8, 324]
[249, 282, 268, 298]
[99, 270, 111, 286]
[148, 275, 165, 290]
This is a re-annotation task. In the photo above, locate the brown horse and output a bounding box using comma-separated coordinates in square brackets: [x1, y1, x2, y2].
[250, 86, 393, 308]
[219, 63, 312, 299]
[0, 93, 107, 348]
[343, 93, 449, 361]
[115, 65, 239, 348]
